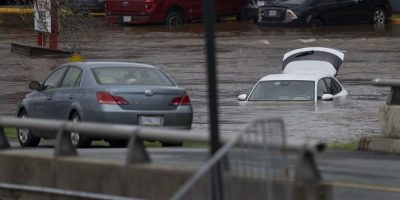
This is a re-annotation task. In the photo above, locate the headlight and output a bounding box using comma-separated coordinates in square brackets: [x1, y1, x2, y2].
[285, 9, 298, 22]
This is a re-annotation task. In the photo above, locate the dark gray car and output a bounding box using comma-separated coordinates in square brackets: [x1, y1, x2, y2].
[16, 62, 193, 147]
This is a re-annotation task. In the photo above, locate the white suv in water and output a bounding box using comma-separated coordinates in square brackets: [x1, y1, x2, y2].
[238, 47, 348, 103]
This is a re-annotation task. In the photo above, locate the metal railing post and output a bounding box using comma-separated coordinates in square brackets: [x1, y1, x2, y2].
[0, 127, 10, 150]
[372, 78, 400, 105]
[54, 124, 77, 157]
[292, 150, 322, 200]
[126, 129, 151, 164]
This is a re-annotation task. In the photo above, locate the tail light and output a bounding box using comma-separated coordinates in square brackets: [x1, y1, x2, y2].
[97, 92, 129, 105]
[285, 9, 298, 22]
[169, 95, 191, 106]
[144, 0, 155, 10]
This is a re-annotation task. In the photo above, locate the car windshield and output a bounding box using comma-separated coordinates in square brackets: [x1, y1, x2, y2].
[272, 0, 311, 6]
[92, 67, 175, 86]
[248, 80, 314, 101]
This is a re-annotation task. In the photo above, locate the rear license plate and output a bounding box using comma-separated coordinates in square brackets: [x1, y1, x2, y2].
[257, 1, 265, 6]
[139, 116, 162, 126]
[123, 16, 131, 22]
[268, 10, 277, 16]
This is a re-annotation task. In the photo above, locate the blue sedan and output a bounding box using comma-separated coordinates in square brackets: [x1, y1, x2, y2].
[17, 62, 193, 147]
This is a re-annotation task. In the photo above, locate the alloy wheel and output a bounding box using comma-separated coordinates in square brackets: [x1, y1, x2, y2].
[18, 114, 29, 143]
[373, 9, 386, 24]
[70, 115, 80, 146]
[168, 16, 179, 26]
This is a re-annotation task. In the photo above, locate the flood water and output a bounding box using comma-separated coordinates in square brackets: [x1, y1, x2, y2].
[1, 17, 400, 143]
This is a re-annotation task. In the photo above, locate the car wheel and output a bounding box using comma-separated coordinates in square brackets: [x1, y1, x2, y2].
[70, 113, 91, 148]
[108, 139, 128, 148]
[309, 18, 323, 28]
[17, 110, 40, 147]
[165, 11, 183, 26]
[161, 142, 183, 147]
[237, 6, 249, 20]
[372, 7, 386, 25]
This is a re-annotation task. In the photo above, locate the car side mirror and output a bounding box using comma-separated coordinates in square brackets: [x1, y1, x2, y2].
[238, 94, 248, 101]
[29, 81, 42, 91]
[321, 94, 333, 101]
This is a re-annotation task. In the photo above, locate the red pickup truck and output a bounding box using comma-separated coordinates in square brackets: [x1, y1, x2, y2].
[105, 0, 248, 25]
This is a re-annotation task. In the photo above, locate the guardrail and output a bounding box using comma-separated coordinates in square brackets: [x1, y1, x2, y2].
[372, 78, 400, 105]
[0, 117, 323, 162]
[0, 116, 326, 199]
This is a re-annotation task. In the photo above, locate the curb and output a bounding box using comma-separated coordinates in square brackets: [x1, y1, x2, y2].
[390, 16, 400, 24]
[358, 136, 400, 154]
[0, 7, 31, 13]
[0, 7, 104, 16]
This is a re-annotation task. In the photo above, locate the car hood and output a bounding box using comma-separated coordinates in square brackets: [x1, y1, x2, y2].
[282, 47, 345, 76]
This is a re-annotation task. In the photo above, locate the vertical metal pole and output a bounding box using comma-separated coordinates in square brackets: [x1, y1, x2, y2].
[203, 0, 223, 199]
[49, 0, 58, 49]
[37, 32, 43, 46]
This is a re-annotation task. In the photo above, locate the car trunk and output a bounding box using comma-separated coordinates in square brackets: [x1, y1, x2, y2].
[106, 0, 146, 14]
[108, 86, 186, 111]
[259, 6, 287, 22]
[282, 47, 345, 76]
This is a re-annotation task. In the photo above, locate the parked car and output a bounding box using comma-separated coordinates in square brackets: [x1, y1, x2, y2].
[65, 0, 105, 12]
[73, 0, 105, 12]
[238, 47, 348, 103]
[16, 62, 193, 147]
[254, 0, 392, 27]
[105, 0, 248, 25]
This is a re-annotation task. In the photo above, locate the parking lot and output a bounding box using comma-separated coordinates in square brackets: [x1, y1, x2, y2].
[1, 17, 400, 143]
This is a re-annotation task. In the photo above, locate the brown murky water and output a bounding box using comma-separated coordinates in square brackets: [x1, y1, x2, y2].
[1, 17, 399, 142]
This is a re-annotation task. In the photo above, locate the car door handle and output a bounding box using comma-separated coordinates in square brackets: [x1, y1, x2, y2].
[47, 96, 52, 101]
[69, 95, 74, 100]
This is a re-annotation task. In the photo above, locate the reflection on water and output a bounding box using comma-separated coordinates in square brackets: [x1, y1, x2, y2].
[0, 18, 399, 142]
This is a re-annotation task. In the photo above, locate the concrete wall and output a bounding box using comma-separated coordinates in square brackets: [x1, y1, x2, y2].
[379, 105, 400, 138]
[0, 150, 331, 200]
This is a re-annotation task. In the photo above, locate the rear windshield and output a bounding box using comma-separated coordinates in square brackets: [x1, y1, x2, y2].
[92, 67, 175, 86]
[249, 80, 314, 101]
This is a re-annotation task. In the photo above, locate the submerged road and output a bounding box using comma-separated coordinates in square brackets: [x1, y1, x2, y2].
[1, 19, 400, 142]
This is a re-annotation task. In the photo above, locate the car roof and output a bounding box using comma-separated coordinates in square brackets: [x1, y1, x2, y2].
[259, 73, 326, 82]
[68, 62, 159, 69]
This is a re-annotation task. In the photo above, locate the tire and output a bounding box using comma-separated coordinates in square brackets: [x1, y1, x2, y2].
[161, 142, 183, 147]
[70, 113, 91, 148]
[165, 11, 183, 26]
[109, 139, 128, 148]
[237, 6, 249, 20]
[372, 7, 386, 25]
[308, 18, 323, 28]
[17, 110, 40, 147]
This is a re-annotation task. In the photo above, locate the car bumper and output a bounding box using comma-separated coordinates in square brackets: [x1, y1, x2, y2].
[257, 18, 307, 27]
[83, 105, 193, 129]
[106, 15, 157, 25]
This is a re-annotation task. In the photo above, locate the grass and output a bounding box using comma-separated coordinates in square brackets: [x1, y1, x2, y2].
[4, 127, 209, 148]
[92, 140, 208, 148]
[327, 141, 358, 150]
[4, 128, 16, 138]
[5, 128, 356, 151]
